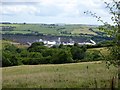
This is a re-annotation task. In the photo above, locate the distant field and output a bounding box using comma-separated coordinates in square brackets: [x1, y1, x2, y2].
[87, 47, 110, 57]
[71, 28, 97, 35]
[2, 61, 118, 88]
[0, 40, 2, 50]
[0, 24, 21, 27]
[1, 24, 101, 36]
[2, 40, 28, 49]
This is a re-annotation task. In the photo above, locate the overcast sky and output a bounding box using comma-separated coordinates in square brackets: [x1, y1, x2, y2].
[0, 0, 117, 25]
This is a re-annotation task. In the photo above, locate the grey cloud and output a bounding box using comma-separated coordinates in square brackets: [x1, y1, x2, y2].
[35, 5, 63, 17]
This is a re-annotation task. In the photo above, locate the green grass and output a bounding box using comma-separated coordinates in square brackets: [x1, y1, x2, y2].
[1, 24, 59, 35]
[71, 28, 97, 35]
[1, 24, 101, 36]
[2, 61, 118, 88]
[2, 30, 32, 34]
[0, 24, 21, 27]
[2, 40, 29, 49]
[87, 47, 110, 57]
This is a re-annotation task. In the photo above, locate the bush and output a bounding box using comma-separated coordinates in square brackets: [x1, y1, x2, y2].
[51, 50, 73, 64]
[71, 46, 86, 60]
[40, 56, 51, 64]
[30, 42, 44, 47]
[108, 46, 120, 65]
[28, 45, 47, 52]
[42, 49, 55, 57]
[3, 44, 17, 52]
[2, 51, 12, 67]
[21, 52, 43, 65]
[84, 50, 103, 61]
[2, 51, 22, 67]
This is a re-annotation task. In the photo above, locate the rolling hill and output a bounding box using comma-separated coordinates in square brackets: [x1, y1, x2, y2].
[2, 61, 118, 88]
[1, 23, 101, 36]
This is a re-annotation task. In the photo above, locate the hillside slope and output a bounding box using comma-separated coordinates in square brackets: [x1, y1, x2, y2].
[2, 61, 118, 88]
[1, 24, 99, 35]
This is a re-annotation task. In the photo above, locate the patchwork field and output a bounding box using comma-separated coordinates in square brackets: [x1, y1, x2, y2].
[71, 28, 97, 35]
[1, 24, 100, 36]
[2, 61, 118, 88]
[87, 47, 110, 57]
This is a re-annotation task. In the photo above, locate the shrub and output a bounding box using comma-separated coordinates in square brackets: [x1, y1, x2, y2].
[2, 51, 12, 67]
[71, 46, 86, 60]
[30, 42, 44, 47]
[51, 50, 73, 64]
[21, 52, 43, 65]
[40, 56, 51, 64]
[84, 50, 103, 61]
[2, 51, 21, 67]
[28, 45, 47, 52]
[42, 49, 55, 57]
[108, 46, 120, 65]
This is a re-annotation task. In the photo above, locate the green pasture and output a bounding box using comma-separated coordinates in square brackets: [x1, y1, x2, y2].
[87, 47, 110, 57]
[71, 28, 97, 35]
[1, 24, 100, 36]
[2, 61, 118, 88]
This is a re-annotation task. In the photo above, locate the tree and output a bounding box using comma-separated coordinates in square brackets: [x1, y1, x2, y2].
[42, 49, 55, 57]
[29, 42, 44, 47]
[84, 0, 120, 65]
[2, 51, 21, 67]
[2, 44, 22, 67]
[2, 51, 12, 67]
[51, 49, 73, 64]
[27, 42, 47, 52]
[71, 46, 86, 61]
[84, 50, 103, 61]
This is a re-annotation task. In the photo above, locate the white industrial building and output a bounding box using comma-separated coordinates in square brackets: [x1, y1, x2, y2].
[27, 38, 96, 47]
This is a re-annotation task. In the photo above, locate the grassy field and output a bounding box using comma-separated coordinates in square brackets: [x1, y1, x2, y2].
[2, 61, 118, 88]
[87, 47, 110, 57]
[71, 28, 97, 35]
[1, 24, 101, 36]
[2, 40, 29, 49]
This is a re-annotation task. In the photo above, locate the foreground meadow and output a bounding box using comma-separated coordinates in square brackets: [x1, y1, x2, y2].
[2, 61, 118, 88]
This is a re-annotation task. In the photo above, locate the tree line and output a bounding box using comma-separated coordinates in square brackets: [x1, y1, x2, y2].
[2, 42, 104, 67]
